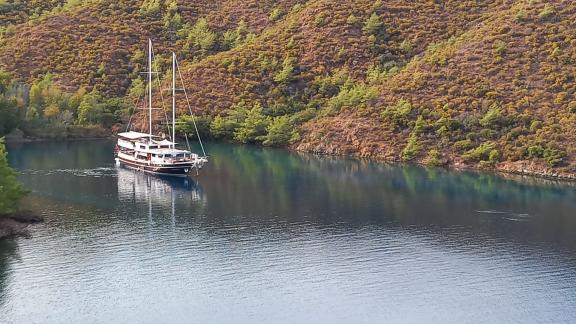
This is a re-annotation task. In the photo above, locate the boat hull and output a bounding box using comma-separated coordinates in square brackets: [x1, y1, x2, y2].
[117, 157, 195, 176]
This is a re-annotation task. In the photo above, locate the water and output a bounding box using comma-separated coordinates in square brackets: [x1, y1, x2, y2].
[2, 140, 576, 323]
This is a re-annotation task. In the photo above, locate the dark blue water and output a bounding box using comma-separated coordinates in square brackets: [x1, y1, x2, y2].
[2, 140, 576, 323]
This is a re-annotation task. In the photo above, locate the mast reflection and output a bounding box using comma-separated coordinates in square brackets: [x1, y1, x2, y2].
[117, 168, 206, 226]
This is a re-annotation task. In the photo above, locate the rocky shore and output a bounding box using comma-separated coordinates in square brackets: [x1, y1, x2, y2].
[0, 211, 44, 239]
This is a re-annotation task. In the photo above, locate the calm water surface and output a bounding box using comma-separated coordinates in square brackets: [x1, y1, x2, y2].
[2, 140, 576, 323]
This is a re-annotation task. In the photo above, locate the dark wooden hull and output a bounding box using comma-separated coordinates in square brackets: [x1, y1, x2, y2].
[118, 157, 193, 176]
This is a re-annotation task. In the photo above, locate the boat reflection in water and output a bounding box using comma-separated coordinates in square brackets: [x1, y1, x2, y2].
[117, 167, 206, 226]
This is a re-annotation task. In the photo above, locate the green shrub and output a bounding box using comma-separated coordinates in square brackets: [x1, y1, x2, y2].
[479, 103, 503, 128]
[454, 139, 475, 151]
[273, 56, 296, 84]
[413, 115, 427, 134]
[175, 115, 212, 140]
[0, 138, 27, 215]
[328, 82, 377, 114]
[269, 8, 284, 22]
[539, 4, 555, 20]
[543, 148, 566, 167]
[233, 104, 270, 143]
[381, 99, 413, 127]
[527, 145, 544, 158]
[402, 133, 421, 161]
[426, 149, 443, 166]
[346, 14, 359, 25]
[362, 13, 383, 36]
[529, 120, 543, 132]
[462, 142, 497, 162]
[263, 115, 300, 147]
[493, 40, 507, 57]
[210, 104, 249, 139]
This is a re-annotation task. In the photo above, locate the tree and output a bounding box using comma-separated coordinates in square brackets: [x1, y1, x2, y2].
[175, 115, 212, 140]
[77, 90, 103, 125]
[263, 115, 300, 146]
[0, 97, 19, 135]
[362, 13, 383, 36]
[183, 18, 217, 57]
[210, 102, 250, 139]
[128, 78, 145, 99]
[43, 103, 60, 121]
[0, 69, 12, 93]
[139, 0, 160, 15]
[0, 138, 27, 215]
[234, 103, 270, 143]
[163, 0, 182, 37]
[274, 56, 295, 84]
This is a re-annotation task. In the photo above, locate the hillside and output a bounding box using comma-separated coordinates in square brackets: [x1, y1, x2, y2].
[0, 0, 574, 179]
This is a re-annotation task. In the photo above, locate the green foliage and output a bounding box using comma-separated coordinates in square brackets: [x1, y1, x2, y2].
[163, 10, 182, 35]
[366, 63, 401, 84]
[346, 14, 359, 25]
[567, 101, 576, 113]
[454, 139, 475, 151]
[527, 145, 544, 159]
[314, 12, 328, 27]
[493, 40, 507, 58]
[0, 138, 27, 215]
[426, 149, 443, 166]
[139, 0, 160, 15]
[402, 133, 421, 161]
[181, 18, 217, 57]
[381, 99, 413, 127]
[210, 102, 249, 139]
[175, 115, 212, 140]
[425, 36, 457, 66]
[462, 142, 499, 164]
[263, 115, 300, 147]
[128, 77, 145, 98]
[77, 89, 103, 125]
[362, 13, 383, 36]
[222, 19, 249, 50]
[314, 67, 350, 96]
[273, 56, 295, 84]
[0, 97, 19, 135]
[543, 148, 566, 167]
[269, 7, 284, 22]
[234, 103, 270, 143]
[328, 81, 377, 114]
[527, 144, 567, 167]
[479, 103, 503, 128]
[413, 115, 427, 134]
[539, 4, 555, 20]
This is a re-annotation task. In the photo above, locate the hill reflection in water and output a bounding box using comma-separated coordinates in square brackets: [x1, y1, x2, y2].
[1, 140, 576, 323]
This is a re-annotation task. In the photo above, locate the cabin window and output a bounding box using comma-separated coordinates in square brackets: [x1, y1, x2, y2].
[149, 145, 158, 149]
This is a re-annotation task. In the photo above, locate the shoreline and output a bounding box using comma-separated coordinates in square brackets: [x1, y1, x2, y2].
[0, 211, 44, 240]
[292, 147, 576, 184]
[6, 136, 575, 183]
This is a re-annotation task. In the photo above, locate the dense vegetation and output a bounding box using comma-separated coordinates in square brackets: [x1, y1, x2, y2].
[0, 0, 574, 177]
[0, 68, 130, 138]
[0, 138, 26, 215]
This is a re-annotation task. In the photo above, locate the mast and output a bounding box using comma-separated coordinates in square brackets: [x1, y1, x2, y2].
[148, 39, 153, 142]
[172, 52, 176, 146]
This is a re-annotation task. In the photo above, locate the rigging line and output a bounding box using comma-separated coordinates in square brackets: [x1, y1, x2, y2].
[175, 57, 207, 158]
[125, 92, 143, 132]
[150, 44, 172, 142]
